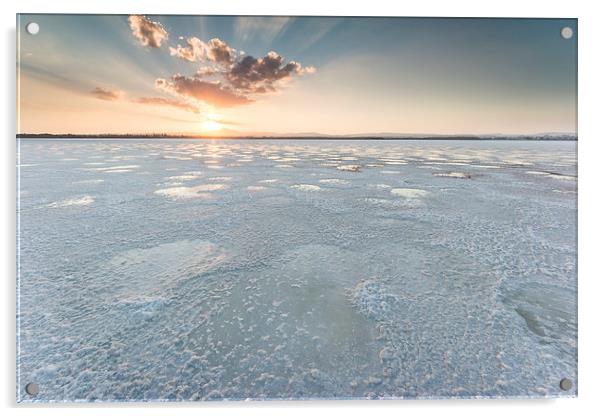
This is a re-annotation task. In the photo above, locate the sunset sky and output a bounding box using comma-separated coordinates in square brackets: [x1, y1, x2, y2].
[17, 15, 577, 136]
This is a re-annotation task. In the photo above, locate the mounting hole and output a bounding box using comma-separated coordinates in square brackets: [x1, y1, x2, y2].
[25, 382, 39, 396]
[560, 26, 573, 40]
[26, 22, 40, 35]
[559, 378, 573, 391]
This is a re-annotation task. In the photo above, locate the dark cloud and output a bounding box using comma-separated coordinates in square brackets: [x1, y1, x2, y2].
[128, 15, 168, 48]
[90, 87, 122, 101]
[226, 51, 315, 94]
[133, 96, 200, 113]
[155, 75, 252, 108]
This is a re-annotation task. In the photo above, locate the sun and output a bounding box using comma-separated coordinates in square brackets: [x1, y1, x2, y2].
[201, 120, 222, 132]
[201, 113, 224, 133]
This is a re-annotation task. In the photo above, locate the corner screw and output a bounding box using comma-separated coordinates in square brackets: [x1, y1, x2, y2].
[559, 378, 573, 391]
[25, 382, 39, 396]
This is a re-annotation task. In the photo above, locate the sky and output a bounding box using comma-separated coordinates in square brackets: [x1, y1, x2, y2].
[17, 15, 577, 136]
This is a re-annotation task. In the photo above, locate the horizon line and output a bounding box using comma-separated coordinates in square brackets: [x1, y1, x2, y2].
[16, 132, 577, 140]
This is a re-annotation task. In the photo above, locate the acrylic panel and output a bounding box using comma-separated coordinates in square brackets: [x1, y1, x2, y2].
[16, 14, 577, 402]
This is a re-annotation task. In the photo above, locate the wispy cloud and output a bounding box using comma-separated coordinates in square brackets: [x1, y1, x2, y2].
[90, 87, 123, 101]
[291, 18, 343, 53]
[20, 63, 90, 93]
[234, 16, 293, 45]
[128, 15, 169, 48]
[133, 96, 200, 113]
[90, 85, 200, 114]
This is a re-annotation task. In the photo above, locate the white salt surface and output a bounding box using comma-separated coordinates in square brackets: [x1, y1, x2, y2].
[390, 188, 429, 198]
[291, 184, 322, 192]
[47, 195, 94, 208]
[18, 139, 577, 402]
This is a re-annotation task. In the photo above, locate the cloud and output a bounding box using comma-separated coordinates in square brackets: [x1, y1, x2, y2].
[155, 75, 252, 108]
[90, 86, 199, 114]
[169, 37, 204, 62]
[133, 96, 200, 113]
[170, 37, 235, 64]
[205, 38, 235, 64]
[287, 18, 342, 53]
[195, 66, 218, 78]
[163, 48, 315, 105]
[128, 17, 316, 108]
[234, 17, 292, 44]
[128, 15, 168, 48]
[226, 51, 315, 93]
[90, 87, 123, 101]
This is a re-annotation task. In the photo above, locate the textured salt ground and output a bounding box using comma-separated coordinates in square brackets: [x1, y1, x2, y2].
[17, 139, 576, 401]
[47, 195, 94, 208]
[154, 183, 228, 200]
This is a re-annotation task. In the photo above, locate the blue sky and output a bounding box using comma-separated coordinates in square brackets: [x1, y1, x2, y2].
[17, 15, 577, 135]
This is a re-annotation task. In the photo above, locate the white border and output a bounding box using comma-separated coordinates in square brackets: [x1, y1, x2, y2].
[2, 1, 601, 415]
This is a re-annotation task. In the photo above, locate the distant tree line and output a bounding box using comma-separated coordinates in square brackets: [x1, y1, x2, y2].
[16, 133, 577, 141]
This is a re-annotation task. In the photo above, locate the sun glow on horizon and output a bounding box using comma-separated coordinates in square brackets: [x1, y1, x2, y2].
[201, 120, 223, 132]
[199, 112, 225, 133]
